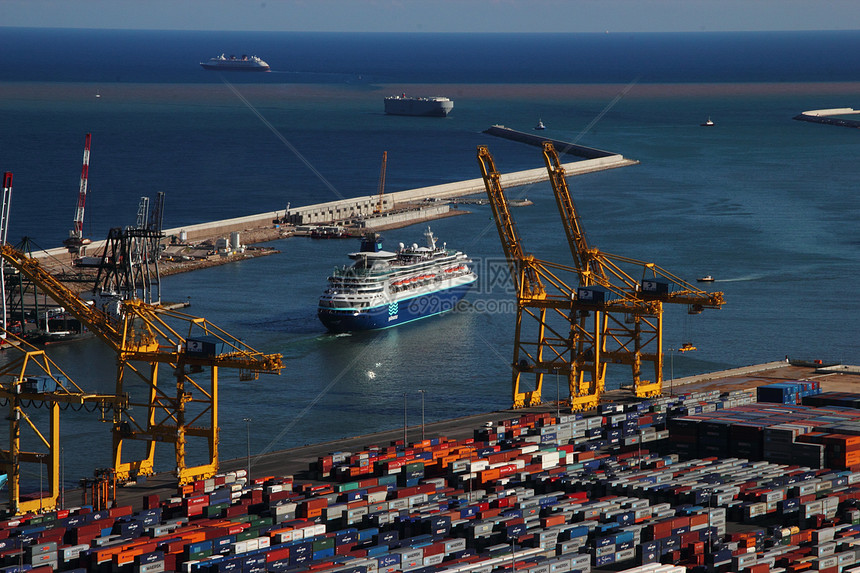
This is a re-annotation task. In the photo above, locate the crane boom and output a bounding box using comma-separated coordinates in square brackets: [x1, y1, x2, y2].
[542, 141, 607, 285]
[374, 151, 387, 214]
[0, 243, 122, 349]
[477, 145, 544, 298]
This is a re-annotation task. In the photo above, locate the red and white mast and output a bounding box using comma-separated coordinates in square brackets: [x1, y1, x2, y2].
[65, 133, 92, 251]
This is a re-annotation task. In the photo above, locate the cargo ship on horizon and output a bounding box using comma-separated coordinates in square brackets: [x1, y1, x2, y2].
[384, 94, 453, 117]
[318, 228, 476, 332]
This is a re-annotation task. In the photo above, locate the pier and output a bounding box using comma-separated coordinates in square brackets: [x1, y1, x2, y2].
[793, 107, 860, 128]
[34, 134, 637, 261]
[483, 124, 620, 160]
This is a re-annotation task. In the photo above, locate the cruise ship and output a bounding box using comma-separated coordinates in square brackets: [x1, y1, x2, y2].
[318, 228, 477, 332]
[200, 54, 270, 71]
[384, 94, 453, 117]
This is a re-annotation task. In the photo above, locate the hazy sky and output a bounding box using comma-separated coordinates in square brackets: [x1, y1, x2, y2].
[4, 0, 860, 33]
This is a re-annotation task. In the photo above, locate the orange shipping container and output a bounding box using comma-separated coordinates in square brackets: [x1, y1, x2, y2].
[542, 515, 565, 528]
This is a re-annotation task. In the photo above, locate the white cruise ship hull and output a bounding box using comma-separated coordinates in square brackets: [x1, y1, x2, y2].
[319, 277, 475, 332]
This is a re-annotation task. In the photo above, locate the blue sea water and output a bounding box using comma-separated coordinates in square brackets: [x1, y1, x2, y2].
[1, 28, 859, 489]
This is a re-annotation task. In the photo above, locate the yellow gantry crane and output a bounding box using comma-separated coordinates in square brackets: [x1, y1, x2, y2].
[478, 144, 724, 410]
[0, 335, 125, 515]
[0, 242, 283, 487]
[541, 142, 723, 399]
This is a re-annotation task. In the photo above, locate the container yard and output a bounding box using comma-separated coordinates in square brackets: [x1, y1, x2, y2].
[0, 364, 856, 572]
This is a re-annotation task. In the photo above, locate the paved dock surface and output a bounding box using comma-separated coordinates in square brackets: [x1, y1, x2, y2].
[100, 361, 860, 511]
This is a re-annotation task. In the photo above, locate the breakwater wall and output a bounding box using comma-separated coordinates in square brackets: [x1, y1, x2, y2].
[794, 107, 860, 128]
[37, 141, 637, 259]
[483, 124, 618, 159]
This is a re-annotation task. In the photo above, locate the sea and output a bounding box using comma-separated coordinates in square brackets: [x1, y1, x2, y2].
[0, 28, 859, 491]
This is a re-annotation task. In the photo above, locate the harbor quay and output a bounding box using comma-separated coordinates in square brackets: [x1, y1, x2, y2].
[22, 361, 852, 573]
[111, 361, 860, 509]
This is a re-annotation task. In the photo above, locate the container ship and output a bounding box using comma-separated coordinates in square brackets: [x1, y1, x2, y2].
[318, 227, 476, 331]
[384, 94, 453, 117]
[200, 54, 270, 71]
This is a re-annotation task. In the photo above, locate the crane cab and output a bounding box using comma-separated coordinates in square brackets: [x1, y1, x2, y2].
[640, 279, 670, 297]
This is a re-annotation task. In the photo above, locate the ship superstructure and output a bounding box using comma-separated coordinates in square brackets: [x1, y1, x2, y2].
[318, 228, 476, 331]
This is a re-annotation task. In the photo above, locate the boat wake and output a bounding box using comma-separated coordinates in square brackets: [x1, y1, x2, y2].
[710, 273, 766, 283]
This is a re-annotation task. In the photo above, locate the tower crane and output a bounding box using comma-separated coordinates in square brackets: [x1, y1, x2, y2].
[478, 146, 661, 410]
[373, 151, 388, 214]
[541, 141, 724, 398]
[63, 133, 92, 254]
[0, 182, 282, 485]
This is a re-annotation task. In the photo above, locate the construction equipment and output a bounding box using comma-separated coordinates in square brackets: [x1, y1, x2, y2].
[478, 146, 654, 410]
[0, 332, 126, 514]
[1, 241, 283, 485]
[373, 151, 387, 214]
[0, 177, 282, 487]
[63, 133, 93, 254]
[541, 141, 723, 399]
[479, 144, 724, 410]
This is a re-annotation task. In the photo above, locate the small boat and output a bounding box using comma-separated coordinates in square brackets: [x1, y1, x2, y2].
[534, 118, 546, 130]
[700, 117, 715, 127]
[697, 275, 715, 282]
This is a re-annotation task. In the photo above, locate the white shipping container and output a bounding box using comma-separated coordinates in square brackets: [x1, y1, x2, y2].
[813, 526, 837, 543]
[232, 540, 248, 554]
[837, 550, 860, 567]
[803, 500, 824, 519]
[139, 561, 166, 573]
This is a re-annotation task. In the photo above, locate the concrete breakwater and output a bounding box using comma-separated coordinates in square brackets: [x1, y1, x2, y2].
[36, 134, 637, 260]
[794, 107, 860, 128]
[483, 124, 619, 159]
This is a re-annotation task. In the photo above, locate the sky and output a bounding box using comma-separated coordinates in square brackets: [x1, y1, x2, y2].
[3, 0, 860, 34]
